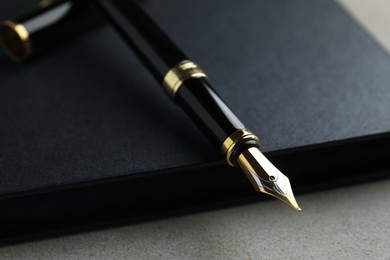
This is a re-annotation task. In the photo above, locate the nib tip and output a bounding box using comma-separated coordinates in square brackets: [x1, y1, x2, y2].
[236, 147, 302, 212]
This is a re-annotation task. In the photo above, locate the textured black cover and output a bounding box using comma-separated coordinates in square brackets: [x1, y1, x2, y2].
[1, 0, 390, 241]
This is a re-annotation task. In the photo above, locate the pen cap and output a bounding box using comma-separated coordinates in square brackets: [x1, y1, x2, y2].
[0, 0, 102, 62]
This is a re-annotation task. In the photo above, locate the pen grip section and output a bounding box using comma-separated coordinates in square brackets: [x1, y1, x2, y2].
[175, 77, 245, 148]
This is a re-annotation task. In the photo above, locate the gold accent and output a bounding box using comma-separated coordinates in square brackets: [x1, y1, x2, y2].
[163, 60, 207, 99]
[0, 20, 32, 62]
[237, 147, 301, 211]
[221, 128, 259, 166]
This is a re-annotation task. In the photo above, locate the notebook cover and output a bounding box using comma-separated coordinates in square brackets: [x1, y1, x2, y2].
[1, 0, 390, 242]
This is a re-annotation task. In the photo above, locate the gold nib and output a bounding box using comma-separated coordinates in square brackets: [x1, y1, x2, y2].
[236, 147, 301, 211]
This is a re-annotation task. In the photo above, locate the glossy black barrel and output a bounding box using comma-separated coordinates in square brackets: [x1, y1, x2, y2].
[95, 0, 187, 82]
[96, 0, 257, 162]
[175, 77, 245, 147]
[0, 0, 101, 62]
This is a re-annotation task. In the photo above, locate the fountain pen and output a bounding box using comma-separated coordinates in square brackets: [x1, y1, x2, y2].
[96, 0, 301, 211]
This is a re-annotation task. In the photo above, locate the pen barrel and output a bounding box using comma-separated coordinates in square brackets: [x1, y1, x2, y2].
[0, 0, 102, 62]
[95, 0, 187, 82]
[175, 77, 244, 147]
[96, 0, 261, 166]
[175, 77, 259, 166]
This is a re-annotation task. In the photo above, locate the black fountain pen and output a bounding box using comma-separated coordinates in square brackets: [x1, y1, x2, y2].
[96, 0, 301, 211]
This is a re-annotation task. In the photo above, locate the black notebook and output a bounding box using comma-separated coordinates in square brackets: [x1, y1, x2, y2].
[1, 0, 390, 242]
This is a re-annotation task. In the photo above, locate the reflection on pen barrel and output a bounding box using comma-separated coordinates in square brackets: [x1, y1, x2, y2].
[158, 56, 263, 169]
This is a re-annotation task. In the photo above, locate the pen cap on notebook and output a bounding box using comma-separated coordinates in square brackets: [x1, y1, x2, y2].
[0, 0, 102, 62]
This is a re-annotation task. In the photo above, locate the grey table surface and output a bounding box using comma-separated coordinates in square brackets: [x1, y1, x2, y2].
[1, 180, 390, 259]
[1, 0, 390, 259]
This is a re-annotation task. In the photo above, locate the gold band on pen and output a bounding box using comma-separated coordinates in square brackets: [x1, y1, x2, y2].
[163, 60, 207, 99]
[0, 20, 32, 62]
[221, 129, 259, 166]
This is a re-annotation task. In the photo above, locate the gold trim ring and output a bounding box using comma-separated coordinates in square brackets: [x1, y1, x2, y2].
[163, 60, 207, 99]
[0, 20, 32, 62]
[221, 129, 259, 166]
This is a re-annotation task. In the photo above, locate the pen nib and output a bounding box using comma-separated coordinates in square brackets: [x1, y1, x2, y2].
[236, 147, 301, 211]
